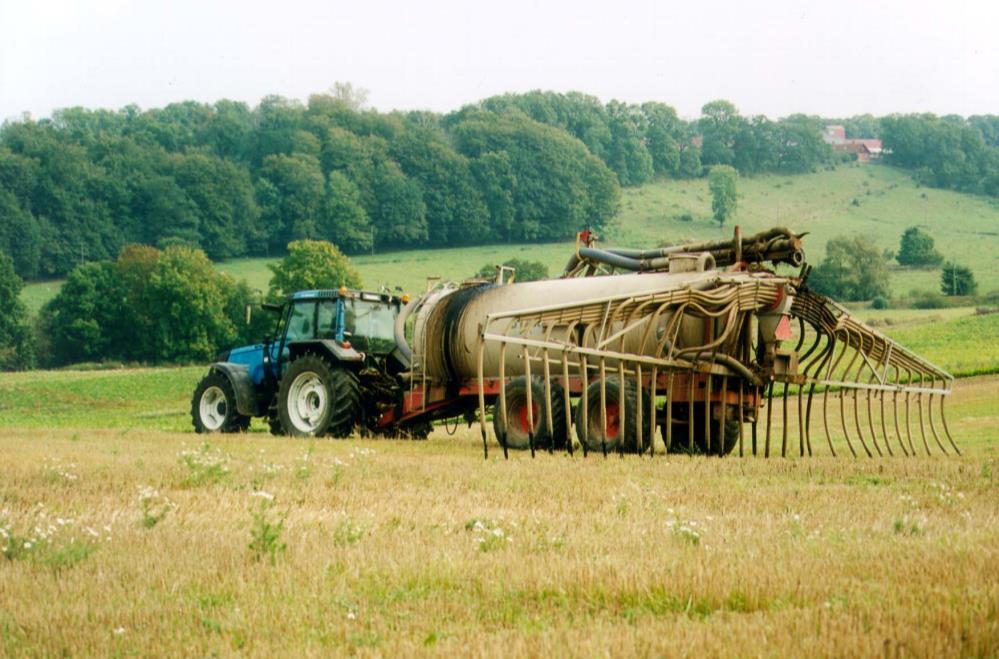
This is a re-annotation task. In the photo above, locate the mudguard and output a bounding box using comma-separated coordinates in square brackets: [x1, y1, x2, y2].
[287, 340, 364, 364]
[208, 362, 259, 417]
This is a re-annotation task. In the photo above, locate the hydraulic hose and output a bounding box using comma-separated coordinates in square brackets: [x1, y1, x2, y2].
[393, 297, 419, 368]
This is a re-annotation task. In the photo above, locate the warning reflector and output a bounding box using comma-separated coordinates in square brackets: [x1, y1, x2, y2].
[775, 315, 793, 341]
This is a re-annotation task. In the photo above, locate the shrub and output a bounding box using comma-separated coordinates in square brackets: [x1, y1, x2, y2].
[809, 236, 890, 302]
[871, 295, 889, 310]
[896, 227, 943, 267]
[475, 258, 549, 283]
[912, 291, 948, 309]
[940, 262, 977, 296]
[0, 251, 33, 370]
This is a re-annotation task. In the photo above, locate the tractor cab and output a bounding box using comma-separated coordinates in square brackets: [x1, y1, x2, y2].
[276, 288, 403, 360]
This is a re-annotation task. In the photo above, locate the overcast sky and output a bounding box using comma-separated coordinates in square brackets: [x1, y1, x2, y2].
[1, 0, 997, 123]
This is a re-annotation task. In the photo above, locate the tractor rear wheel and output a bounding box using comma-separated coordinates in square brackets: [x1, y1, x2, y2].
[278, 354, 360, 438]
[574, 376, 652, 453]
[492, 377, 568, 450]
[191, 372, 250, 434]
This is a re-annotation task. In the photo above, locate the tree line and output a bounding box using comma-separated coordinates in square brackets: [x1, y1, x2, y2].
[0, 92, 620, 280]
[0, 90, 851, 281]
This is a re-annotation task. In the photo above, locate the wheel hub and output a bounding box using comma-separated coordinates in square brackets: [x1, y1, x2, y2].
[287, 371, 328, 433]
[199, 386, 227, 431]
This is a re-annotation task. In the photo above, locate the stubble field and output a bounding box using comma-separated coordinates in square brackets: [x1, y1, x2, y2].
[1, 370, 997, 657]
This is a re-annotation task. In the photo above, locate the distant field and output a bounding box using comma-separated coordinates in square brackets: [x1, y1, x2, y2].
[21, 164, 999, 313]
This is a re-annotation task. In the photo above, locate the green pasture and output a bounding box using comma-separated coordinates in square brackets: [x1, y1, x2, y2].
[1, 310, 994, 432]
[21, 164, 999, 313]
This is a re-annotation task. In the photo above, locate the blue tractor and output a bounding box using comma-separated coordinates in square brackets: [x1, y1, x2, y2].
[190, 288, 419, 438]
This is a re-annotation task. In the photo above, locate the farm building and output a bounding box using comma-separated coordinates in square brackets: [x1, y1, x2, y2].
[823, 125, 883, 162]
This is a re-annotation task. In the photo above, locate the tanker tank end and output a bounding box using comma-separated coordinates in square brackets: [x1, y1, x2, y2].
[467, 225, 958, 460]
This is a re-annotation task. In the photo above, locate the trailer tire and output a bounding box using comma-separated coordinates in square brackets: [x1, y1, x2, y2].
[492, 377, 567, 450]
[191, 372, 251, 434]
[695, 417, 740, 456]
[575, 376, 652, 453]
[663, 405, 739, 456]
[278, 354, 360, 438]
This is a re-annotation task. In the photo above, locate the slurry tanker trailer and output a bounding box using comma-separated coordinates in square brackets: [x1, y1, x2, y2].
[192, 227, 959, 458]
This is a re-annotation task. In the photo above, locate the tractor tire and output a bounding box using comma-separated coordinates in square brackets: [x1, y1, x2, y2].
[574, 376, 653, 454]
[191, 372, 250, 434]
[492, 377, 568, 450]
[278, 354, 360, 438]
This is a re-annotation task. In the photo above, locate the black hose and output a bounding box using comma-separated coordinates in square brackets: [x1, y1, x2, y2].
[577, 247, 643, 271]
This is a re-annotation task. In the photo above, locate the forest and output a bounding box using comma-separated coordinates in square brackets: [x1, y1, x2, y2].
[0, 90, 848, 281]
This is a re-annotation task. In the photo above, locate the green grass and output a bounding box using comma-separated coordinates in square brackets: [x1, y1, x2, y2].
[0, 367, 204, 432]
[22, 164, 999, 313]
[884, 312, 999, 377]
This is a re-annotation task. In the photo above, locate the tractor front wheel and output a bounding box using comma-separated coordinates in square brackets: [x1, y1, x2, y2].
[191, 372, 250, 434]
[278, 354, 360, 438]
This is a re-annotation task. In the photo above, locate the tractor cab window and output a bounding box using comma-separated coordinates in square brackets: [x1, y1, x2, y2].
[284, 302, 315, 342]
[343, 298, 396, 354]
[316, 300, 338, 340]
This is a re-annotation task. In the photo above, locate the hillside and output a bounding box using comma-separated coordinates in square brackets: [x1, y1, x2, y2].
[21, 163, 999, 313]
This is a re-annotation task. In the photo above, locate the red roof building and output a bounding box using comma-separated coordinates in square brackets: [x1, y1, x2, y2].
[823, 125, 882, 162]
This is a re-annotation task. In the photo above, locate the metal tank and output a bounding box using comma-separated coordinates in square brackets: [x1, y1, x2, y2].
[409, 268, 726, 383]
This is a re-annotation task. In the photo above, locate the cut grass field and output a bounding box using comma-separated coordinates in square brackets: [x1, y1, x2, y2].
[20, 164, 999, 314]
[6, 162, 998, 655]
[0, 374, 996, 656]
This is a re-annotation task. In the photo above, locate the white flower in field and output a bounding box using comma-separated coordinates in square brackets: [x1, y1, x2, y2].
[491, 528, 504, 537]
[346, 611, 356, 621]
[85, 527, 99, 538]
[113, 627, 125, 636]
[251, 491, 275, 501]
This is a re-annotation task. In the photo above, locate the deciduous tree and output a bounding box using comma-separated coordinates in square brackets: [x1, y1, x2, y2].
[708, 165, 738, 226]
[267, 240, 362, 299]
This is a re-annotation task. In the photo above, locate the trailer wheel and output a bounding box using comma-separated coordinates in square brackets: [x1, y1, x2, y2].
[492, 377, 567, 450]
[575, 376, 652, 453]
[191, 372, 250, 434]
[402, 420, 433, 440]
[695, 416, 740, 456]
[663, 405, 739, 456]
[278, 354, 360, 438]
